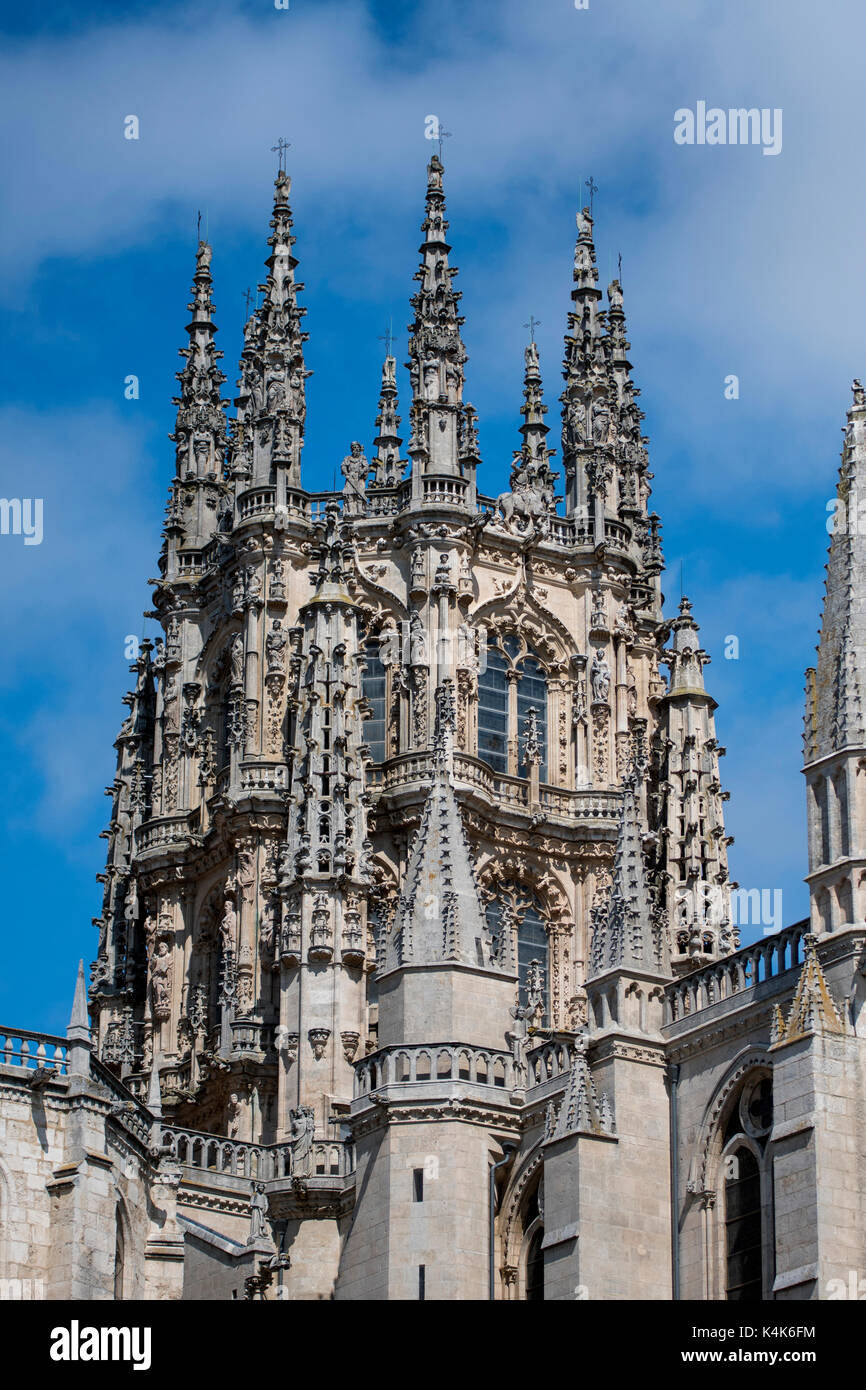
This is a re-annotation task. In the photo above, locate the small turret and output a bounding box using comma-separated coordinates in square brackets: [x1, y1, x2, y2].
[657, 597, 734, 966]
[370, 354, 404, 489]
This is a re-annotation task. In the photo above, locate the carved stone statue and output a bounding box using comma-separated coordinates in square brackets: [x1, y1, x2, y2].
[590, 648, 611, 704]
[266, 620, 287, 676]
[409, 610, 428, 667]
[150, 941, 172, 1020]
[220, 897, 238, 954]
[341, 441, 368, 515]
[289, 1106, 316, 1175]
[229, 634, 245, 688]
[249, 1181, 268, 1241]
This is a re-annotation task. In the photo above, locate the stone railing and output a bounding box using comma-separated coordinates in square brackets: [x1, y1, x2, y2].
[165, 1126, 353, 1182]
[135, 813, 198, 855]
[238, 487, 277, 523]
[239, 761, 288, 793]
[665, 920, 810, 1025]
[176, 550, 206, 577]
[365, 487, 403, 516]
[421, 475, 470, 508]
[0, 1028, 69, 1075]
[373, 750, 621, 822]
[92, 1057, 157, 1148]
[526, 1035, 574, 1087]
[354, 1043, 515, 1097]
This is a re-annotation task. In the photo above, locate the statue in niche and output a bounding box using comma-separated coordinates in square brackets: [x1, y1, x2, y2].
[229, 634, 245, 688]
[590, 648, 611, 704]
[266, 620, 287, 675]
[150, 940, 172, 1020]
[409, 611, 428, 667]
[592, 401, 610, 445]
[220, 896, 238, 954]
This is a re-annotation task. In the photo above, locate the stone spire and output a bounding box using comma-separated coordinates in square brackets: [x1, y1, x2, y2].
[806, 380, 866, 758]
[552, 1036, 614, 1137]
[162, 242, 228, 568]
[656, 597, 734, 966]
[770, 935, 845, 1045]
[67, 960, 92, 1076]
[589, 769, 668, 979]
[406, 155, 473, 494]
[232, 168, 311, 489]
[370, 354, 403, 489]
[511, 341, 557, 492]
[560, 207, 606, 520]
[803, 380, 866, 932]
[384, 683, 498, 971]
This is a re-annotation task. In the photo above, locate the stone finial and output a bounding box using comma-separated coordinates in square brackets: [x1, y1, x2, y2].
[771, 935, 846, 1047]
[588, 775, 668, 980]
[551, 1036, 614, 1138]
[66, 959, 92, 1077]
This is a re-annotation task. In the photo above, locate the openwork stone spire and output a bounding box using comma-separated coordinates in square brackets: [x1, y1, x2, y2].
[657, 596, 734, 965]
[558, 213, 658, 613]
[770, 935, 845, 1045]
[552, 1036, 615, 1138]
[560, 207, 605, 518]
[406, 156, 473, 488]
[384, 681, 499, 971]
[589, 767, 668, 979]
[233, 168, 311, 488]
[806, 379, 866, 761]
[508, 341, 558, 511]
[163, 242, 228, 563]
[803, 380, 866, 932]
[370, 354, 403, 488]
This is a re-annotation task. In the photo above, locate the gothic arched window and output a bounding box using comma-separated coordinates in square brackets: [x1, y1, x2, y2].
[114, 1204, 127, 1300]
[476, 635, 549, 782]
[477, 644, 509, 773]
[525, 1227, 545, 1301]
[362, 639, 387, 763]
[485, 884, 550, 1025]
[720, 1072, 773, 1301]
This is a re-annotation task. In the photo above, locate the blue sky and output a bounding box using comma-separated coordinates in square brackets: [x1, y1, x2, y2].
[1, 0, 861, 1029]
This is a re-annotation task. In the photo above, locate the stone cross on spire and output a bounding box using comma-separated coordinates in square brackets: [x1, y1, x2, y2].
[271, 136, 291, 171]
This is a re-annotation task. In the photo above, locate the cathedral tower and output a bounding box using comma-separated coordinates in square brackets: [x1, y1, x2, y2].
[804, 380, 866, 933]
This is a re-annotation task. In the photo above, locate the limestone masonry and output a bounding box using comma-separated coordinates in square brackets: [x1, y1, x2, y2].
[1, 156, 864, 1300]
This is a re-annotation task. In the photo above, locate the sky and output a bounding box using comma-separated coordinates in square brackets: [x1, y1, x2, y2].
[0, 0, 861, 1031]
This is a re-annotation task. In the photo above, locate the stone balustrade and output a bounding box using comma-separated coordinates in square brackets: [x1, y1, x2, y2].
[176, 550, 205, 577]
[0, 1028, 69, 1075]
[354, 1042, 515, 1097]
[665, 920, 810, 1025]
[421, 475, 470, 507]
[526, 1035, 574, 1087]
[165, 1126, 353, 1182]
[238, 487, 277, 522]
[239, 761, 288, 793]
[373, 749, 621, 822]
[135, 813, 198, 855]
